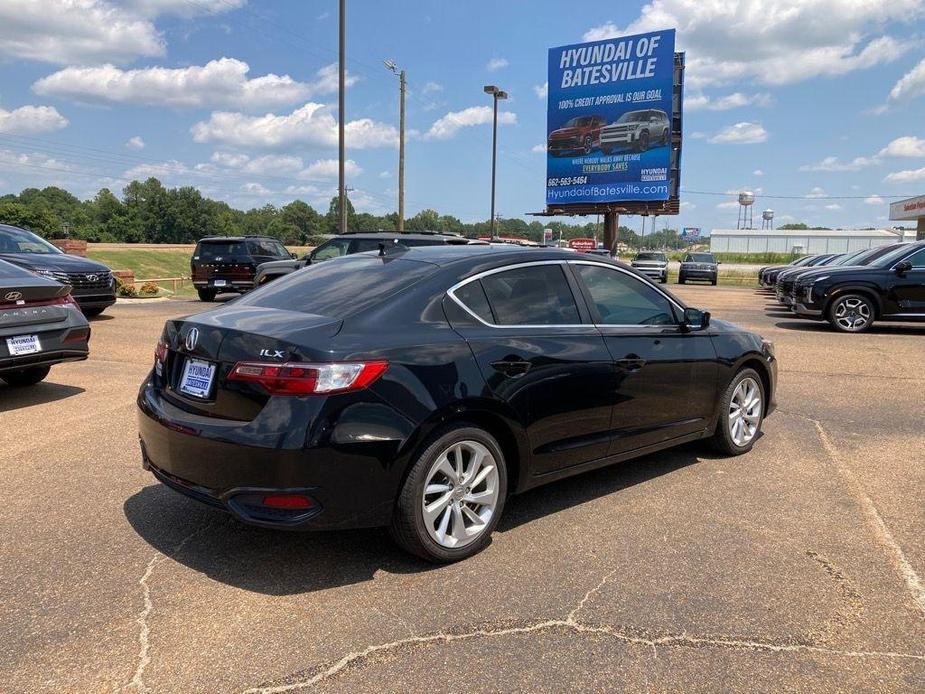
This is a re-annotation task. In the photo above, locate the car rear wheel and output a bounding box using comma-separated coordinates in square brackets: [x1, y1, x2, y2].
[1, 365, 51, 387]
[712, 368, 764, 455]
[82, 307, 105, 317]
[390, 425, 507, 563]
[828, 294, 874, 333]
[582, 135, 592, 154]
[197, 288, 217, 302]
[636, 131, 650, 152]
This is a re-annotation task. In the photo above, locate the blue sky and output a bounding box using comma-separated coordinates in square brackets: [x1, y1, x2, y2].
[2, 0, 925, 232]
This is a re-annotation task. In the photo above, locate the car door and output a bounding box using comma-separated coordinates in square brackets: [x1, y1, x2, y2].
[449, 261, 616, 475]
[569, 261, 718, 454]
[887, 246, 925, 315]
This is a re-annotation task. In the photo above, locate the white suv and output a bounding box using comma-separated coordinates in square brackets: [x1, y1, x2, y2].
[599, 109, 670, 155]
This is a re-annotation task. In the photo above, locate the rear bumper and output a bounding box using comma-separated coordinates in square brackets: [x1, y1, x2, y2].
[192, 280, 254, 291]
[136, 379, 400, 530]
[73, 292, 116, 310]
[1, 320, 90, 371]
[0, 349, 87, 372]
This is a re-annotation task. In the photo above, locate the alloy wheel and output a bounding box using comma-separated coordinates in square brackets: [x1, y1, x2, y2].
[421, 440, 499, 549]
[833, 297, 871, 331]
[728, 377, 762, 447]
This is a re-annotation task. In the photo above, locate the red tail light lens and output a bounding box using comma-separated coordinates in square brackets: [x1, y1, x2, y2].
[154, 336, 169, 376]
[227, 360, 388, 396]
[262, 494, 314, 509]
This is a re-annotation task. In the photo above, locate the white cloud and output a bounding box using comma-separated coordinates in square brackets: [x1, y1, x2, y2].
[424, 105, 517, 141]
[889, 58, 925, 100]
[123, 159, 190, 181]
[207, 151, 362, 180]
[708, 122, 768, 145]
[864, 195, 885, 205]
[885, 166, 925, 183]
[806, 186, 828, 198]
[716, 201, 739, 210]
[126, 136, 145, 150]
[0, 0, 166, 64]
[878, 135, 925, 157]
[685, 92, 774, 111]
[486, 57, 509, 71]
[799, 155, 878, 171]
[533, 82, 548, 99]
[124, 0, 245, 18]
[422, 81, 443, 94]
[0, 104, 68, 134]
[299, 158, 362, 180]
[241, 181, 271, 195]
[824, 203, 842, 210]
[34, 60, 353, 110]
[191, 102, 398, 149]
[584, 2, 915, 89]
[531, 144, 546, 153]
[753, 169, 764, 176]
[378, 170, 391, 178]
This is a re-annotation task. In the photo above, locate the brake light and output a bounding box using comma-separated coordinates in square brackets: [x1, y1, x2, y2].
[262, 494, 314, 509]
[154, 336, 168, 376]
[0, 294, 78, 309]
[227, 361, 388, 395]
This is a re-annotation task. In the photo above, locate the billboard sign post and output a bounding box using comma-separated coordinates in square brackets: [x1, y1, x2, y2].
[546, 29, 676, 207]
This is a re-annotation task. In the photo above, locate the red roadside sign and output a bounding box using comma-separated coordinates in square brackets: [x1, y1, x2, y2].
[568, 238, 596, 252]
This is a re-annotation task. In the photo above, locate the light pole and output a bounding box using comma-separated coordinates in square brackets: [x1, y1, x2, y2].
[483, 85, 507, 240]
[338, 0, 346, 234]
[384, 60, 406, 231]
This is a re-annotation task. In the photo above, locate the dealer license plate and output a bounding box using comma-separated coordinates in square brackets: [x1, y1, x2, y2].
[6, 334, 41, 356]
[178, 357, 216, 399]
[213, 279, 227, 287]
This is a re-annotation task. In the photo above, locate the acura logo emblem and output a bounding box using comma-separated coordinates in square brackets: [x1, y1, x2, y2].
[185, 328, 199, 351]
[4, 291, 22, 301]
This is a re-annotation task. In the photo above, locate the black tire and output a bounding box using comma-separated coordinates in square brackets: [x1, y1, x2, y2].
[660, 275, 667, 284]
[711, 277, 718, 286]
[827, 294, 875, 333]
[1, 365, 51, 387]
[582, 135, 592, 154]
[636, 131, 650, 152]
[711, 368, 765, 455]
[82, 307, 105, 317]
[390, 424, 508, 563]
[662, 128, 669, 144]
[197, 288, 217, 302]
[678, 275, 686, 284]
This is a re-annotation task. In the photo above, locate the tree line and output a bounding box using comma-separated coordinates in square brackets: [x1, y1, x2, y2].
[0, 177, 692, 248]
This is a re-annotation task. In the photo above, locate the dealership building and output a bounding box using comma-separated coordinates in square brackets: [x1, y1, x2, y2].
[889, 194, 925, 239]
[709, 228, 916, 255]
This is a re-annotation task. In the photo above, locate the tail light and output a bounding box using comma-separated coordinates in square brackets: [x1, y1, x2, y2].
[227, 361, 388, 396]
[154, 336, 169, 376]
[0, 294, 79, 309]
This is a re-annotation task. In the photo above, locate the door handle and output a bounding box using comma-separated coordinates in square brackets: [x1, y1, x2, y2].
[490, 359, 532, 377]
[616, 356, 646, 372]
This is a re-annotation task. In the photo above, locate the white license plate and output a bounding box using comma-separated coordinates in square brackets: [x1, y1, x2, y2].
[178, 358, 216, 399]
[213, 279, 227, 287]
[6, 334, 41, 356]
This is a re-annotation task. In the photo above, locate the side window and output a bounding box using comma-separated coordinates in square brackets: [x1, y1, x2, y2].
[312, 239, 350, 261]
[574, 264, 677, 326]
[350, 239, 386, 254]
[453, 280, 494, 323]
[903, 248, 925, 268]
[480, 264, 580, 326]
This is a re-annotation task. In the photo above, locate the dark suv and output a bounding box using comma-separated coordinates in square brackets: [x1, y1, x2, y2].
[678, 252, 718, 285]
[254, 231, 471, 286]
[191, 236, 292, 301]
[0, 224, 115, 317]
[793, 241, 925, 332]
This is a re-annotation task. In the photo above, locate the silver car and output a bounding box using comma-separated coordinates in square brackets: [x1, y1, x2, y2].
[630, 251, 669, 283]
[599, 109, 670, 155]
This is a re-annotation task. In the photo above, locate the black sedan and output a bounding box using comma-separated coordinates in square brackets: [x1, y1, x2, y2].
[1, 259, 91, 386]
[0, 224, 116, 316]
[138, 245, 777, 562]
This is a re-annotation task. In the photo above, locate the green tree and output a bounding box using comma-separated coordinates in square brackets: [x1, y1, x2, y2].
[325, 195, 356, 233]
[0, 202, 59, 236]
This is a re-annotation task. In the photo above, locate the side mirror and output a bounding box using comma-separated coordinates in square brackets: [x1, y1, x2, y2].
[291, 252, 297, 259]
[895, 260, 912, 274]
[682, 307, 710, 332]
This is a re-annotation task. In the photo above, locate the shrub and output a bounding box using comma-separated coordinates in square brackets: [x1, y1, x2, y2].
[139, 281, 160, 296]
[115, 276, 137, 298]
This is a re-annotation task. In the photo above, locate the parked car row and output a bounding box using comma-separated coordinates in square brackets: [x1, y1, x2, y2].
[629, 251, 719, 285]
[759, 241, 925, 332]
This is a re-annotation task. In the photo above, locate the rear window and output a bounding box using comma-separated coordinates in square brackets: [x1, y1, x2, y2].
[235, 255, 435, 316]
[196, 241, 247, 260]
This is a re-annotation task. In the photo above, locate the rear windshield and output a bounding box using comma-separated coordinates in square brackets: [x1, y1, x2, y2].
[235, 255, 436, 317]
[196, 241, 247, 260]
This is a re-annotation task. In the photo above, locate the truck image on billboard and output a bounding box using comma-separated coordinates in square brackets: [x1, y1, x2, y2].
[546, 29, 676, 206]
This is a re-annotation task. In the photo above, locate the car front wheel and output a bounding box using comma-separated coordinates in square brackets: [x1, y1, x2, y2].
[197, 288, 217, 302]
[1, 365, 51, 387]
[391, 425, 507, 563]
[712, 368, 764, 455]
[828, 294, 875, 333]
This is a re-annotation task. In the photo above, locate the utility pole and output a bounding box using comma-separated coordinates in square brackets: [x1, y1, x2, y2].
[338, 0, 346, 234]
[483, 85, 507, 240]
[384, 60, 406, 231]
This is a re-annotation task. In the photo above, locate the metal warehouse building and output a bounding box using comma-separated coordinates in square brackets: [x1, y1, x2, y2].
[709, 228, 916, 255]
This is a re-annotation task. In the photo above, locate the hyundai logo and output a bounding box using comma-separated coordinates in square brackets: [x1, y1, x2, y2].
[4, 291, 22, 301]
[185, 328, 199, 351]
[86, 274, 99, 282]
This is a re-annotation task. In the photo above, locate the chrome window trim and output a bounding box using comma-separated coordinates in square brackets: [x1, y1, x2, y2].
[446, 259, 685, 329]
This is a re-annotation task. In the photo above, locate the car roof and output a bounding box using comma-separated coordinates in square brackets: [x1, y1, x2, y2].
[360, 243, 586, 268]
[197, 235, 279, 243]
[332, 230, 465, 240]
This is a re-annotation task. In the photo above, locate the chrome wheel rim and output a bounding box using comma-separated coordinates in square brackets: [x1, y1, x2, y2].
[834, 297, 871, 331]
[422, 440, 499, 549]
[728, 377, 762, 447]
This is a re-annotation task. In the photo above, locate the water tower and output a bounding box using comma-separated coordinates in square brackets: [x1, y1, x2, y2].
[737, 191, 755, 229]
[761, 208, 774, 230]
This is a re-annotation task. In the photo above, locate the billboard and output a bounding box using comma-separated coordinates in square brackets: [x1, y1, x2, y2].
[546, 29, 676, 207]
[889, 194, 925, 221]
[682, 227, 701, 239]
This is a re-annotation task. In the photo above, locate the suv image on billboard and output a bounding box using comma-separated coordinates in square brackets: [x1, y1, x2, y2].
[191, 236, 292, 301]
[599, 109, 670, 155]
[547, 115, 606, 157]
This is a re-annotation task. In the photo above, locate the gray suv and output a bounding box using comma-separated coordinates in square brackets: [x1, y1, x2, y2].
[599, 109, 670, 154]
[678, 252, 719, 285]
[254, 231, 472, 286]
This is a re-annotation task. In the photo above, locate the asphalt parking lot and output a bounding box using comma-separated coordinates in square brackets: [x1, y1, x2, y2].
[2, 286, 924, 693]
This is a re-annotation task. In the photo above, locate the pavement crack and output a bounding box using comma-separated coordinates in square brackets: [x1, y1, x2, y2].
[780, 409, 925, 618]
[117, 523, 213, 693]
